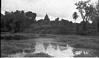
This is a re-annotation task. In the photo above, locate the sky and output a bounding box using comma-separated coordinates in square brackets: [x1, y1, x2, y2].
[1, 0, 98, 23]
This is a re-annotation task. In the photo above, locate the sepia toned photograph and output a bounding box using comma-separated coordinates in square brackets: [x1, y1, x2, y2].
[1, 0, 99, 58]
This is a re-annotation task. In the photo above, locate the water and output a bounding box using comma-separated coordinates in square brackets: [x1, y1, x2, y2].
[6, 38, 94, 58]
[33, 38, 74, 57]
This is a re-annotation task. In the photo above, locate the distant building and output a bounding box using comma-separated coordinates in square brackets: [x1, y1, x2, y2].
[44, 14, 50, 24]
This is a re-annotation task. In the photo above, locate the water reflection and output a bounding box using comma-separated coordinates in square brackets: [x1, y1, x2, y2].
[7, 38, 94, 57]
[34, 41, 74, 57]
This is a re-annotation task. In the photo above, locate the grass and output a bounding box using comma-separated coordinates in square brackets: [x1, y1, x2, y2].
[56, 35, 99, 56]
[1, 33, 99, 57]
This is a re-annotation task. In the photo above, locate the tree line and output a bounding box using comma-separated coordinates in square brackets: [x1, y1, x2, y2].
[1, 10, 36, 33]
[1, 0, 99, 35]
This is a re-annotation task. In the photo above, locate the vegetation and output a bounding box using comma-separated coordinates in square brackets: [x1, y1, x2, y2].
[75, 0, 99, 34]
[1, 34, 99, 57]
[1, 0, 99, 35]
[1, 10, 36, 33]
[1, 0, 99, 41]
[1, 0, 99, 57]
[1, 10, 99, 35]
[73, 12, 78, 23]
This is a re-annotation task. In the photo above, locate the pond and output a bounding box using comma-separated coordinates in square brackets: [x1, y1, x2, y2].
[5, 38, 98, 58]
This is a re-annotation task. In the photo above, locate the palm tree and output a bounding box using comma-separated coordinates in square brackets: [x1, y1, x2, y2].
[73, 12, 78, 23]
[72, 12, 79, 34]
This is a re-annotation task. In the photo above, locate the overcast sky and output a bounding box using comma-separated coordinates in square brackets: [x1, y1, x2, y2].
[1, 0, 98, 22]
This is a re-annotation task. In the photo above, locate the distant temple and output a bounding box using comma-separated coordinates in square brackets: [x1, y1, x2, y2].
[44, 14, 50, 23]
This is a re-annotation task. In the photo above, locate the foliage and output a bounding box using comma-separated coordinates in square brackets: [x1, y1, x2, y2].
[75, 0, 96, 22]
[73, 12, 78, 23]
[75, 0, 99, 34]
[1, 8, 99, 35]
[1, 10, 37, 33]
[55, 17, 59, 22]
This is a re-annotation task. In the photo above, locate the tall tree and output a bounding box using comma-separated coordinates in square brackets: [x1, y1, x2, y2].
[95, 1, 99, 32]
[75, 0, 96, 32]
[72, 12, 79, 34]
[95, 0, 99, 18]
[72, 12, 78, 23]
[75, 0, 97, 22]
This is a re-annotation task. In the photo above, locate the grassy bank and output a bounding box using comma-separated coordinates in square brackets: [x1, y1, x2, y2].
[1, 33, 99, 57]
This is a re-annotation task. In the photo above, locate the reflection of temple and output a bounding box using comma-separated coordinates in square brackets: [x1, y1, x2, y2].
[34, 41, 74, 57]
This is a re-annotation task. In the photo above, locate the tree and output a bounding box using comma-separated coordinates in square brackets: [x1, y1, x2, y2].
[96, 0, 99, 15]
[95, 0, 99, 19]
[95, 1, 99, 32]
[75, 0, 96, 33]
[1, 10, 37, 33]
[72, 12, 79, 34]
[75, 0, 97, 22]
[1, 13, 5, 32]
[55, 17, 59, 22]
[2, 11, 15, 32]
[25, 11, 37, 22]
[60, 19, 70, 25]
[55, 17, 59, 24]
[72, 12, 78, 23]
